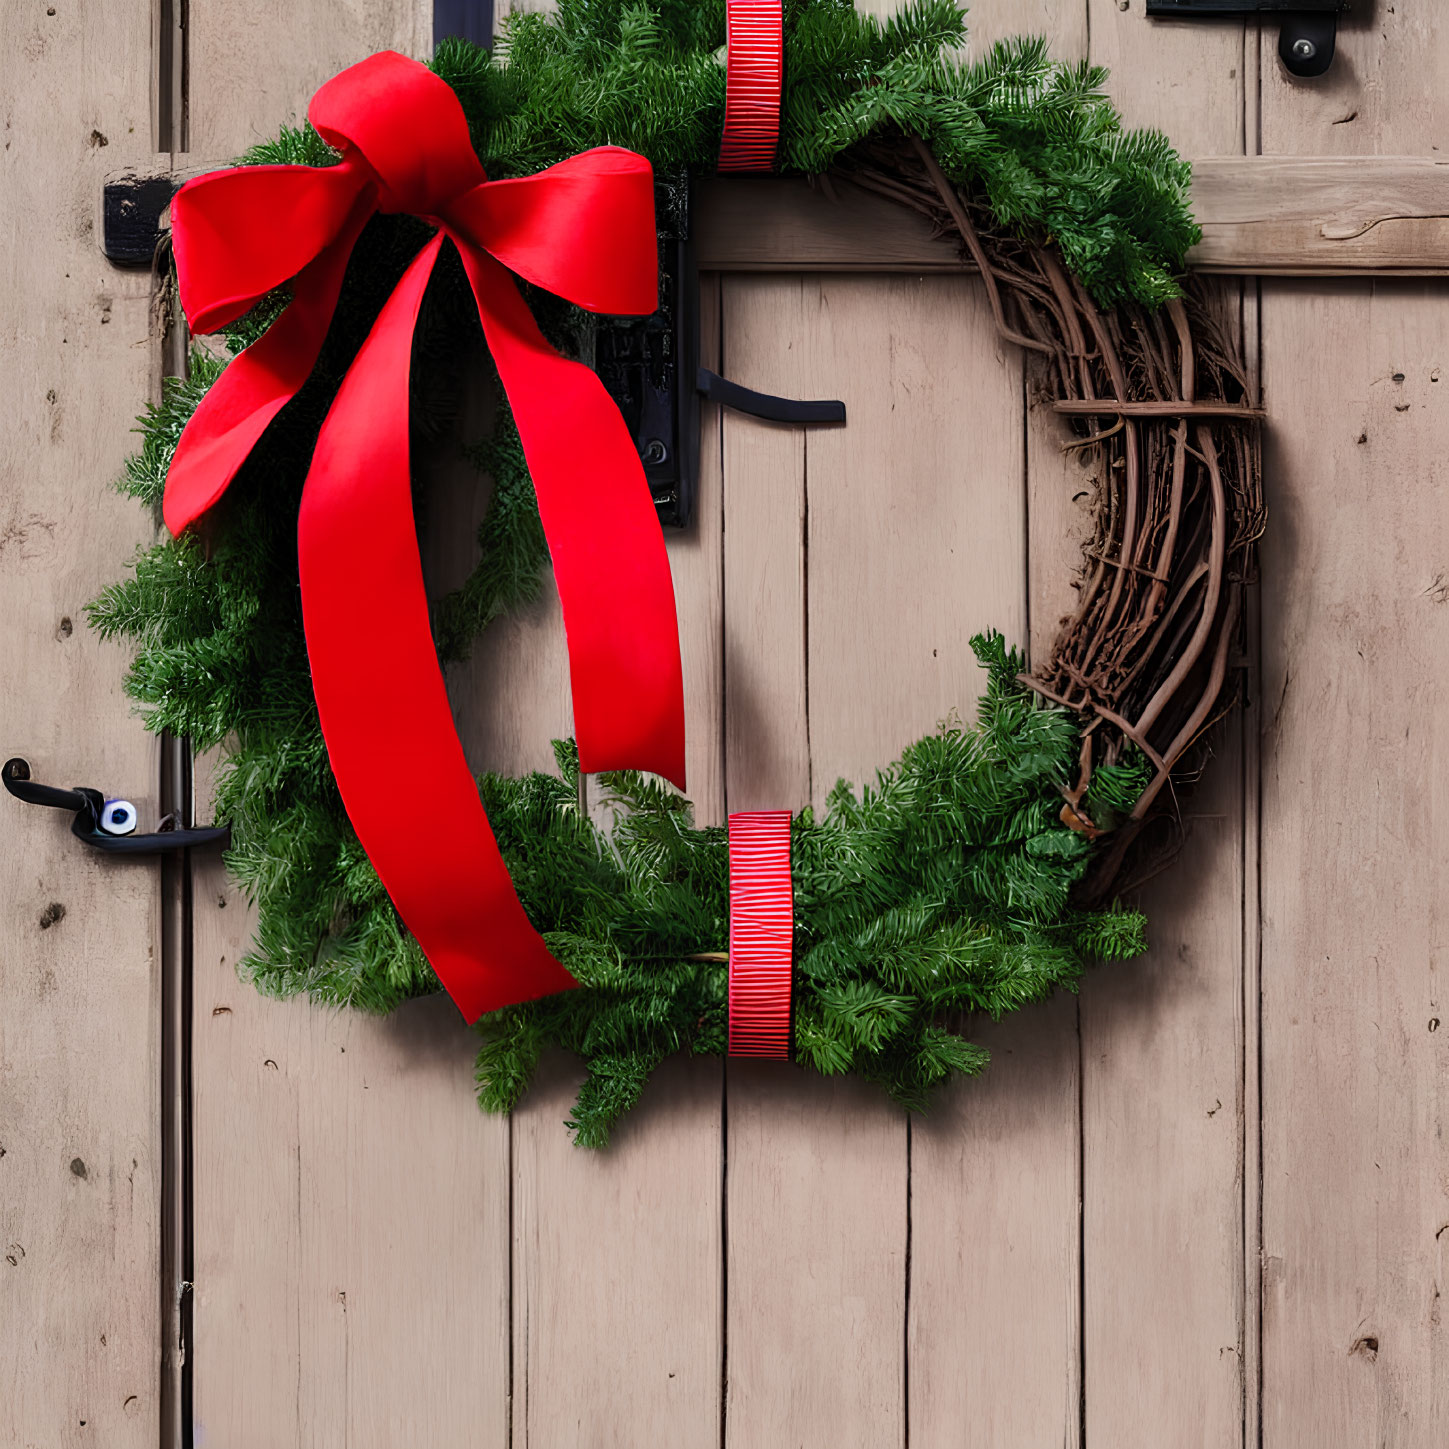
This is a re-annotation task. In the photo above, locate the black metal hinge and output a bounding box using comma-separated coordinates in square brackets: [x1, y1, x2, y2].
[1146, 0, 1346, 77]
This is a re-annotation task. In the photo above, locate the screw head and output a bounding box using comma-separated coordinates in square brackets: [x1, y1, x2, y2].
[1291, 37, 1318, 60]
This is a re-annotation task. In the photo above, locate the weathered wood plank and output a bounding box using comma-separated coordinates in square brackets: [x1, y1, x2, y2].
[719, 273, 910, 1448]
[0, 6, 162, 1447]
[906, 3, 1090, 1441]
[507, 277, 725, 1449]
[697, 158, 1449, 278]
[1259, 11, 1449, 1443]
[695, 175, 963, 273]
[1260, 283, 1449, 1445]
[1190, 157, 1449, 276]
[187, 2, 431, 156]
[1075, 5, 1251, 1446]
[182, 9, 514, 1449]
[722, 259, 1034, 1440]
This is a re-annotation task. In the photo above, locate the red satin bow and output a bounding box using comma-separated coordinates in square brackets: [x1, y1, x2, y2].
[166, 51, 686, 1022]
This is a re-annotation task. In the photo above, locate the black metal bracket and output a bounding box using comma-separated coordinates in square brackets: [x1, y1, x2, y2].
[1146, 1, 1345, 78]
[592, 171, 848, 530]
[592, 172, 700, 529]
[105, 168, 847, 530]
[434, 0, 491, 49]
[3, 757, 229, 855]
[102, 175, 177, 266]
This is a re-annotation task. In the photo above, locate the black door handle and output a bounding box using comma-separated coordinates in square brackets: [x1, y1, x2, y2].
[3, 757, 229, 855]
[696, 367, 846, 425]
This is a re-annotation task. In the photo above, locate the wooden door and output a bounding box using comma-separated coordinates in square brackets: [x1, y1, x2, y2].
[4, 2, 1448, 1446]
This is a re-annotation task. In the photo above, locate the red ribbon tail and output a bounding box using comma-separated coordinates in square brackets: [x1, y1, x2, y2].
[456, 242, 687, 790]
[297, 233, 577, 1022]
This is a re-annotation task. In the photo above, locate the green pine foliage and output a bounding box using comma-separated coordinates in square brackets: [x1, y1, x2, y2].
[434, 0, 1198, 307]
[89, 2, 1172, 1145]
[476, 640, 1144, 1147]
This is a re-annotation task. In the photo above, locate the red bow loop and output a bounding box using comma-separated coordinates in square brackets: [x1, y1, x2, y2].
[162, 51, 687, 1023]
[444, 148, 659, 316]
[171, 160, 373, 335]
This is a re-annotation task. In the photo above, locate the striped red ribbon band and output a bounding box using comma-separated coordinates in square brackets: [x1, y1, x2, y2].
[718, 0, 783, 173]
[727, 810, 794, 1058]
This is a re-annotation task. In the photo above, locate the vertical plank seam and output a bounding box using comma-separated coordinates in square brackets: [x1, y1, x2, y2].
[719, 1062, 731, 1449]
[294, 1133, 303, 1435]
[159, 6, 193, 1445]
[1241, 24, 1264, 1449]
[1072, 19, 1091, 1445]
[715, 271, 731, 1449]
[801, 276, 814, 809]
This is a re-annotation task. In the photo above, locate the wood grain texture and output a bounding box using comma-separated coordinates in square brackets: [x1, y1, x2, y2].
[696, 175, 964, 273]
[720, 258, 1036, 1442]
[698, 159, 1449, 279]
[506, 277, 725, 1449]
[903, 6, 1093, 1444]
[1259, 281, 1449, 1448]
[185, 6, 511, 1447]
[187, 0, 431, 156]
[1077, 6, 1251, 1446]
[1259, 11, 1449, 1443]
[0, 5, 162, 1446]
[719, 273, 909, 1449]
[1191, 157, 1449, 276]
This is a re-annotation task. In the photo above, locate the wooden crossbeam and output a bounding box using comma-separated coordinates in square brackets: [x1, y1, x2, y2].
[114, 155, 1449, 278]
[696, 157, 1449, 277]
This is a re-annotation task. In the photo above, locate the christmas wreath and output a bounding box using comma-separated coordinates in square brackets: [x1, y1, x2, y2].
[89, 1, 1261, 1146]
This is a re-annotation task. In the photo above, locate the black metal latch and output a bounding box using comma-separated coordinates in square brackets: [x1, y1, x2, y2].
[591, 171, 847, 530]
[1146, 1, 1346, 78]
[102, 168, 847, 533]
[3, 758, 229, 855]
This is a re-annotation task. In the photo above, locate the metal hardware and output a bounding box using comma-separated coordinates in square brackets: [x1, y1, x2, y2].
[697, 368, 846, 425]
[592, 171, 850, 529]
[1145, 1, 1345, 79]
[3, 758, 229, 855]
[102, 174, 176, 266]
[105, 168, 847, 529]
[434, 0, 491, 48]
[592, 172, 700, 529]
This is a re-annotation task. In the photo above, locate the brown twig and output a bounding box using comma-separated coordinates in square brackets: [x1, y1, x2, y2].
[842, 133, 1263, 901]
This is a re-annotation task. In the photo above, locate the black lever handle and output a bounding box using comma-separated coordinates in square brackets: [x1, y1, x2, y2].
[2, 759, 89, 814]
[697, 367, 846, 425]
[3, 757, 229, 855]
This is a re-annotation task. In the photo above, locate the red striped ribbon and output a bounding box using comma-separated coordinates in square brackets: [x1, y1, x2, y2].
[718, 0, 783, 173]
[727, 810, 794, 1058]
